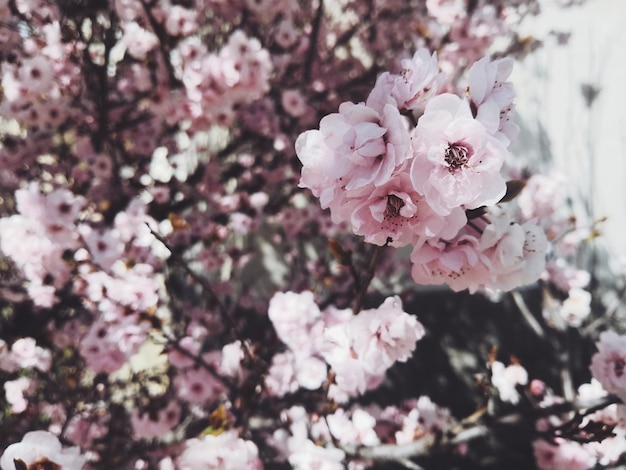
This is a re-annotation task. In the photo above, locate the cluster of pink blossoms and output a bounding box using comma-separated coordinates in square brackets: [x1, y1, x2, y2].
[296, 50, 548, 293]
[270, 397, 455, 469]
[266, 291, 424, 402]
[530, 377, 626, 470]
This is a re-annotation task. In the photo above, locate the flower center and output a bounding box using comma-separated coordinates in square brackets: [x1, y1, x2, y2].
[615, 358, 625, 378]
[444, 143, 469, 171]
[384, 194, 404, 219]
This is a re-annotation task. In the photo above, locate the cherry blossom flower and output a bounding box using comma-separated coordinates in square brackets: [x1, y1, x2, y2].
[0, 431, 87, 470]
[410, 93, 508, 215]
[590, 331, 626, 402]
[9, 337, 51, 372]
[177, 430, 262, 470]
[490, 360, 528, 404]
[532, 438, 597, 470]
[367, 48, 444, 113]
[559, 288, 592, 327]
[479, 212, 548, 292]
[131, 401, 182, 440]
[121, 21, 159, 60]
[326, 409, 380, 447]
[4, 377, 33, 414]
[173, 366, 226, 404]
[296, 100, 411, 211]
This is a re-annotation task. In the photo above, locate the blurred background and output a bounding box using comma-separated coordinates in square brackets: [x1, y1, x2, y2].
[512, 0, 626, 271]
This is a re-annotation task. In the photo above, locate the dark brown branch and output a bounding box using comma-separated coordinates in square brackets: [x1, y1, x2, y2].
[353, 244, 384, 314]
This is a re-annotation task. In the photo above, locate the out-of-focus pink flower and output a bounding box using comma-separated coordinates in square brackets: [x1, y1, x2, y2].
[281, 89, 308, 117]
[4, 377, 33, 414]
[327, 409, 380, 447]
[533, 438, 597, 470]
[163, 5, 198, 36]
[321, 296, 424, 401]
[368, 48, 444, 113]
[490, 360, 528, 404]
[265, 351, 299, 397]
[10, 337, 51, 372]
[559, 288, 592, 327]
[177, 430, 262, 470]
[268, 290, 321, 353]
[173, 366, 226, 404]
[121, 21, 159, 60]
[0, 430, 87, 470]
[590, 331, 626, 402]
[287, 439, 345, 470]
[467, 56, 518, 145]
[131, 401, 181, 440]
[479, 213, 548, 292]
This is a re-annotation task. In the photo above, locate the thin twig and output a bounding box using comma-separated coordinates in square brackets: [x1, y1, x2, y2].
[511, 289, 545, 337]
[304, 0, 324, 82]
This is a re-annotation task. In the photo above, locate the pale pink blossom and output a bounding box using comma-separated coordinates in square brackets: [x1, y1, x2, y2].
[18, 56, 55, 95]
[410, 93, 508, 215]
[467, 56, 518, 145]
[295, 100, 411, 214]
[533, 438, 597, 470]
[559, 288, 592, 327]
[274, 18, 298, 49]
[121, 21, 159, 60]
[281, 89, 308, 117]
[10, 337, 51, 372]
[350, 296, 425, 374]
[221, 340, 245, 377]
[177, 430, 262, 470]
[350, 173, 466, 247]
[479, 214, 548, 292]
[0, 431, 87, 470]
[367, 48, 444, 113]
[287, 439, 345, 470]
[268, 290, 321, 353]
[394, 396, 455, 444]
[4, 377, 33, 414]
[163, 5, 198, 36]
[79, 320, 130, 374]
[218, 30, 272, 99]
[168, 336, 200, 368]
[544, 258, 591, 292]
[517, 172, 568, 222]
[326, 409, 380, 447]
[590, 331, 626, 402]
[490, 360, 528, 404]
[321, 297, 424, 401]
[294, 355, 328, 390]
[0, 340, 17, 372]
[410, 231, 491, 293]
[265, 351, 299, 397]
[64, 410, 108, 448]
[130, 401, 181, 440]
[173, 366, 226, 404]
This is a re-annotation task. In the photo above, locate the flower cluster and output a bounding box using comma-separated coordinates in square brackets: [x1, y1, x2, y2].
[296, 50, 548, 293]
[266, 291, 424, 402]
